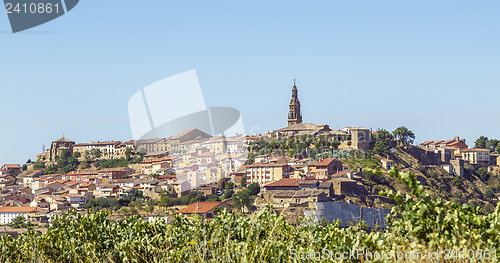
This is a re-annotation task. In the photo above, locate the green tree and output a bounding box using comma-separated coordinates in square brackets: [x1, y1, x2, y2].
[125, 148, 133, 160]
[373, 140, 390, 156]
[144, 206, 154, 213]
[374, 129, 393, 141]
[474, 136, 489, 149]
[205, 194, 220, 202]
[392, 126, 415, 146]
[240, 177, 247, 187]
[225, 181, 235, 190]
[45, 164, 58, 175]
[486, 139, 499, 151]
[232, 189, 254, 212]
[247, 183, 261, 196]
[90, 148, 102, 159]
[33, 161, 45, 170]
[223, 189, 234, 199]
[484, 189, 495, 199]
[84, 150, 92, 161]
[56, 149, 79, 174]
[475, 167, 490, 182]
[9, 216, 27, 228]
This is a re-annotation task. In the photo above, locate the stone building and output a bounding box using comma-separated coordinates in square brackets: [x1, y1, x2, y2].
[288, 81, 302, 127]
[39, 137, 75, 162]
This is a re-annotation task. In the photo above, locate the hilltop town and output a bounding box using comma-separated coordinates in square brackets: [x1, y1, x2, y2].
[1, 82, 500, 228]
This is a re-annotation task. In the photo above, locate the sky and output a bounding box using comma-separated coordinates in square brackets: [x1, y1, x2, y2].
[0, 0, 499, 165]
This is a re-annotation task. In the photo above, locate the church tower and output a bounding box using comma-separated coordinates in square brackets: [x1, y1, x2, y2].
[288, 80, 302, 126]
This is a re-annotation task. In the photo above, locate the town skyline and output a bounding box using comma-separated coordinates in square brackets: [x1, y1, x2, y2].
[2, 0, 499, 165]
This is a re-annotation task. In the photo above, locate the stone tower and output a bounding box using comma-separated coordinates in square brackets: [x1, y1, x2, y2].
[288, 81, 302, 126]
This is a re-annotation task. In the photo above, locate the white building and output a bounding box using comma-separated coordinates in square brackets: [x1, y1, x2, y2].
[462, 149, 490, 164]
[0, 207, 37, 224]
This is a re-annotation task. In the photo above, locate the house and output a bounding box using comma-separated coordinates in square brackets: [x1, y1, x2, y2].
[311, 158, 342, 179]
[65, 193, 91, 208]
[109, 178, 141, 188]
[0, 164, 21, 176]
[141, 158, 173, 175]
[176, 201, 230, 219]
[0, 178, 15, 188]
[63, 171, 99, 183]
[0, 207, 37, 224]
[245, 162, 292, 186]
[118, 186, 135, 198]
[29, 209, 50, 224]
[139, 179, 160, 192]
[3, 194, 31, 207]
[462, 149, 490, 164]
[22, 170, 43, 188]
[170, 180, 191, 197]
[94, 184, 119, 198]
[317, 181, 334, 198]
[420, 137, 468, 151]
[98, 167, 134, 180]
[29, 198, 50, 209]
[331, 178, 366, 196]
[380, 159, 395, 170]
[270, 189, 328, 207]
[197, 152, 215, 165]
[263, 178, 301, 191]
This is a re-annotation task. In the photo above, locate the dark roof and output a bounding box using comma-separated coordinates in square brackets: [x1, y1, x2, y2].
[263, 179, 301, 188]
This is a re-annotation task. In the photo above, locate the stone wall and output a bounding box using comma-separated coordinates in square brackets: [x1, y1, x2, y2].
[401, 146, 442, 165]
[303, 202, 391, 228]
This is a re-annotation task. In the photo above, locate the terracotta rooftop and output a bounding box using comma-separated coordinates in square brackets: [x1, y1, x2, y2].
[177, 202, 224, 214]
[263, 178, 301, 188]
[315, 158, 337, 166]
[331, 170, 350, 178]
[74, 141, 121, 147]
[0, 207, 37, 213]
[198, 152, 214, 157]
[2, 164, 21, 169]
[429, 140, 444, 145]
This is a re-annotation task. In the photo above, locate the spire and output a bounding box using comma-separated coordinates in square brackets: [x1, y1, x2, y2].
[288, 80, 302, 127]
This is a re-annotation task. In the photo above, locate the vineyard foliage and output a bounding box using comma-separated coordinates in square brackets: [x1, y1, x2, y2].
[1, 169, 500, 262]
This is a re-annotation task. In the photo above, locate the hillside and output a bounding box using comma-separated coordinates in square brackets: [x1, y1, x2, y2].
[343, 147, 498, 212]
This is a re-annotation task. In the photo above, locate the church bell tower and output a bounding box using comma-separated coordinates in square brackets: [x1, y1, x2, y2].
[288, 80, 302, 127]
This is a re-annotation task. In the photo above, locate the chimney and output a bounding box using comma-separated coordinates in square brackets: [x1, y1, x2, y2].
[196, 202, 199, 210]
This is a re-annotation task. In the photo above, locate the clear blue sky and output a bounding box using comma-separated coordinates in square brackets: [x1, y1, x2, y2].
[1, 0, 499, 164]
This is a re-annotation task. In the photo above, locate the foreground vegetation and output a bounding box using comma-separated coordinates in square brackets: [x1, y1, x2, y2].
[1, 169, 500, 262]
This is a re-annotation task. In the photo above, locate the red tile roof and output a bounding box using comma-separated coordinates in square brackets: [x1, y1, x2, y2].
[177, 202, 223, 214]
[420, 141, 434, 146]
[74, 141, 121, 147]
[429, 140, 444, 145]
[331, 171, 351, 178]
[0, 207, 37, 213]
[263, 178, 301, 188]
[2, 164, 21, 169]
[315, 158, 337, 166]
[198, 152, 214, 157]
[448, 141, 468, 149]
